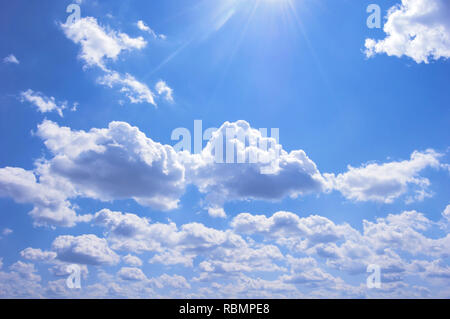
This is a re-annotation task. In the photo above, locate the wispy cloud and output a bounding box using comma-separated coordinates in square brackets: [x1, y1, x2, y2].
[61, 16, 173, 105]
[136, 20, 166, 40]
[98, 71, 156, 105]
[19, 89, 75, 117]
[155, 80, 174, 102]
[3, 54, 19, 64]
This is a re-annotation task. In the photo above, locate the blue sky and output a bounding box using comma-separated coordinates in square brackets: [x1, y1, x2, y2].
[0, 0, 449, 298]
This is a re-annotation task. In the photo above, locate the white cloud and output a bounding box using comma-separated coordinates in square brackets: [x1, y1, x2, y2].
[365, 0, 450, 63]
[136, 20, 151, 33]
[93, 208, 283, 276]
[149, 274, 190, 289]
[149, 249, 195, 267]
[9, 261, 41, 281]
[36, 120, 186, 210]
[208, 207, 226, 219]
[61, 17, 146, 69]
[52, 234, 120, 265]
[231, 211, 358, 247]
[443, 205, 450, 222]
[136, 20, 166, 40]
[362, 211, 449, 258]
[0, 167, 90, 227]
[0, 261, 44, 298]
[98, 71, 156, 105]
[183, 120, 327, 213]
[2, 228, 13, 236]
[94, 208, 180, 253]
[20, 248, 57, 263]
[48, 263, 89, 279]
[155, 80, 174, 102]
[117, 267, 147, 281]
[281, 267, 339, 287]
[0, 272, 42, 298]
[234, 210, 450, 289]
[3, 54, 19, 64]
[122, 254, 143, 267]
[231, 208, 450, 281]
[27, 119, 326, 217]
[409, 259, 450, 279]
[285, 256, 318, 272]
[3, 204, 450, 298]
[3, 117, 445, 235]
[325, 150, 442, 203]
[178, 222, 231, 252]
[61, 16, 169, 107]
[20, 89, 69, 117]
[198, 243, 285, 275]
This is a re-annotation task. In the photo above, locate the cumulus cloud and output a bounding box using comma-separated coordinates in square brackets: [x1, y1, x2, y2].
[9, 261, 41, 281]
[93, 208, 233, 254]
[52, 234, 120, 265]
[48, 263, 89, 279]
[3, 205, 450, 298]
[36, 120, 185, 210]
[442, 205, 450, 222]
[14, 119, 442, 223]
[0, 260, 45, 298]
[362, 211, 450, 258]
[117, 267, 147, 281]
[211, 274, 298, 298]
[93, 208, 285, 277]
[207, 207, 226, 219]
[149, 274, 190, 289]
[198, 243, 285, 275]
[61, 17, 146, 69]
[122, 254, 143, 267]
[94, 208, 179, 252]
[19, 89, 72, 117]
[231, 211, 359, 248]
[325, 150, 442, 203]
[0, 269, 43, 298]
[0, 166, 90, 227]
[365, 0, 450, 63]
[231, 209, 450, 283]
[34, 119, 327, 215]
[183, 120, 327, 215]
[281, 267, 339, 287]
[3, 54, 19, 64]
[149, 249, 195, 268]
[2, 118, 445, 233]
[20, 248, 57, 263]
[312, 209, 450, 281]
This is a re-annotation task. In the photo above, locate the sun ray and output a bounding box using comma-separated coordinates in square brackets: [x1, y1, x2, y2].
[207, 0, 261, 103]
[285, 0, 333, 94]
